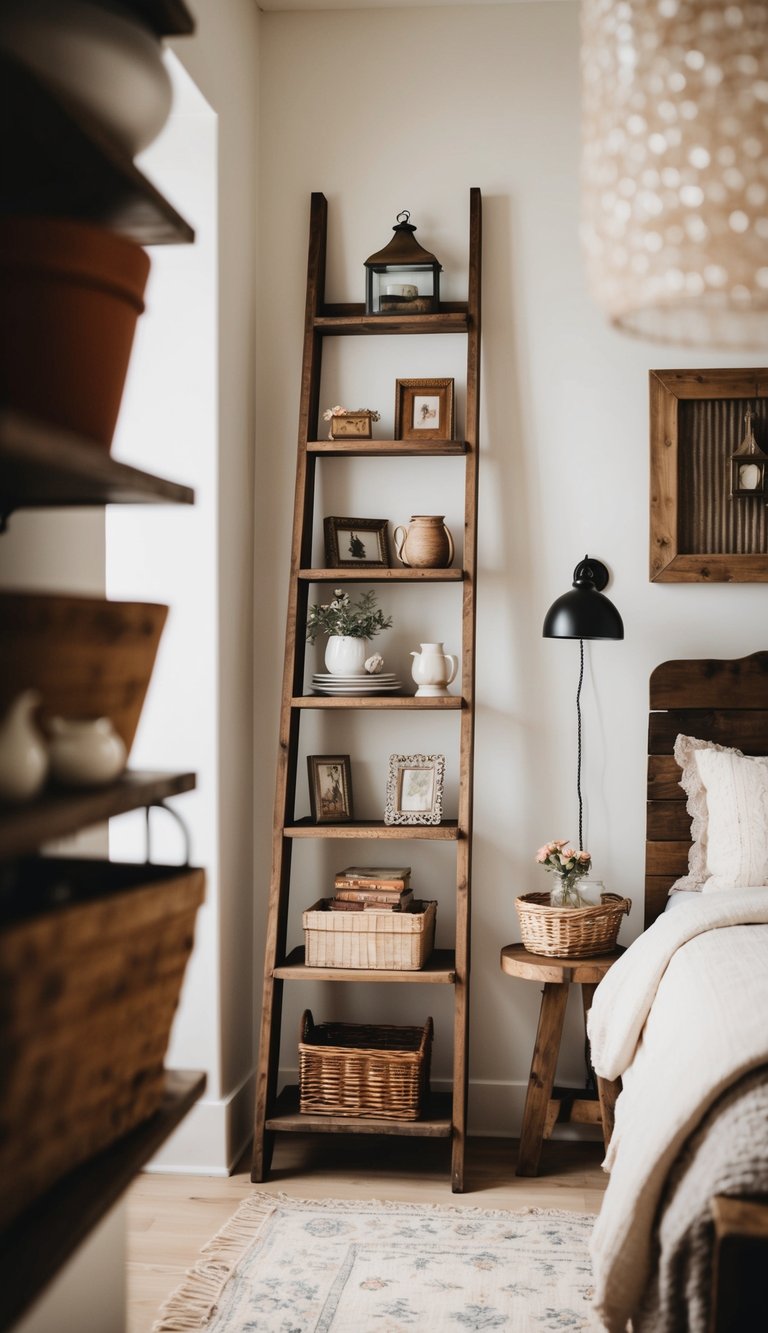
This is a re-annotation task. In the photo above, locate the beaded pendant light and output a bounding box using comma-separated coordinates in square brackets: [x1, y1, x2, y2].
[581, 0, 768, 347]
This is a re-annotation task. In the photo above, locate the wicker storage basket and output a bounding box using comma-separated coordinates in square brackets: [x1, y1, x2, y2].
[303, 898, 436, 970]
[515, 891, 631, 958]
[0, 856, 204, 1230]
[298, 1009, 432, 1120]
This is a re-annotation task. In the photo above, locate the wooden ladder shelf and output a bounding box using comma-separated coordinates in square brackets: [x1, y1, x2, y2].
[251, 189, 481, 1192]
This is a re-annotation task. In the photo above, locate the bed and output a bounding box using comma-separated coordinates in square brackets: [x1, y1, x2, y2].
[587, 652, 768, 1332]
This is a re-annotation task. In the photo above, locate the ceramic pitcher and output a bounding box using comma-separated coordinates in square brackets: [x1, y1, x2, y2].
[393, 515, 454, 569]
[410, 642, 458, 697]
[0, 689, 48, 802]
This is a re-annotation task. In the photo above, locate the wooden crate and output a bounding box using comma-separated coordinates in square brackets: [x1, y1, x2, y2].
[303, 898, 436, 970]
[298, 1010, 432, 1120]
[0, 857, 204, 1230]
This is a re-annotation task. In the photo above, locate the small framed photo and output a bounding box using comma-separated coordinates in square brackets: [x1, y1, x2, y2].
[324, 516, 390, 568]
[395, 378, 455, 442]
[308, 755, 354, 823]
[385, 753, 445, 825]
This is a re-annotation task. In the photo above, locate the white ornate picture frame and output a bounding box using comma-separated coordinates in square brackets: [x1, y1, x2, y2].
[385, 753, 445, 825]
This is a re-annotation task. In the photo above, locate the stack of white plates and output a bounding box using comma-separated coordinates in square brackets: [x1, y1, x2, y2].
[311, 672, 403, 695]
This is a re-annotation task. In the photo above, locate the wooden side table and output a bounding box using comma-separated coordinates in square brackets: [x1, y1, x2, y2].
[500, 943, 623, 1177]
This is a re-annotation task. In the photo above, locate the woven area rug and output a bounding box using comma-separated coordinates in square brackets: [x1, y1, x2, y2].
[153, 1192, 595, 1332]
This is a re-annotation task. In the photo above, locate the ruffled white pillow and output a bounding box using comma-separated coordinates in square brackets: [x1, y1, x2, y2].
[695, 746, 768, 891]
[671, 734, 768, 893]
[671, 734, 735, 892]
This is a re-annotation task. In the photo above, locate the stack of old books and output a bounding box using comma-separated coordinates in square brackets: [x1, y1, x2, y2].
[329, 865, 413, 913]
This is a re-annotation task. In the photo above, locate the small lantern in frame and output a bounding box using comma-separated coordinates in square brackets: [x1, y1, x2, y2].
[730, 407, 768, 499]
[364, 210, 442, 316]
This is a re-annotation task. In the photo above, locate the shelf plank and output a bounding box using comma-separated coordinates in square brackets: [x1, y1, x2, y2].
[0, 771, 196, 861]
[285, 819, 461, 841]
[0, 1070, 205, 1332]
[266, 1085, 453, 1137]
[315, 306, 468, 336]
[1, 55, 194, 245]
[308, 440, 469, 457]
[274, 946, 457, 983]
[293, 696, 464, 710]
[0, 411, 194, 515]
[299, 568, 463, 582]
[120, 1, 195, 35]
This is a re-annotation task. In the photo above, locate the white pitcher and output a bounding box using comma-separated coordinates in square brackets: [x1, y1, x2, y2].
[410, 642, 458, 697]
[0, 689, 49, 802]
[48, 715, 127, 787]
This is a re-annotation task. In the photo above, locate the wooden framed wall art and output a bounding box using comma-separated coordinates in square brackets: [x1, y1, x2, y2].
[650, 368, 768, 583]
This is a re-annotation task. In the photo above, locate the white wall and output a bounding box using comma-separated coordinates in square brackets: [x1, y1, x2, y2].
[256, 3, 768, 1135]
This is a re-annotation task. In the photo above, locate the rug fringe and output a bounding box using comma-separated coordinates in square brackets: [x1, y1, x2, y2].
[151, 1193, 278, 1332]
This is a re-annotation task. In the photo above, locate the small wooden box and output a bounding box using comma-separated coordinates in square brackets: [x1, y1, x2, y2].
[0, 857, 204, 1229]
[303, 898, 436, 970]
[328, 411, 373, 440]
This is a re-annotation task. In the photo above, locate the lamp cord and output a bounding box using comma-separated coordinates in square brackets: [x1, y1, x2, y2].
[577, 637, 584, 850]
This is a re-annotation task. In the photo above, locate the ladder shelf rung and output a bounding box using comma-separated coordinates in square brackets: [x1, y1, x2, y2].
[273, 947, 457, 983]
[284, 819, 461, 841]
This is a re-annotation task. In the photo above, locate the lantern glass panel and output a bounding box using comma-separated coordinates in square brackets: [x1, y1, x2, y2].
[367, 264, 439, 315]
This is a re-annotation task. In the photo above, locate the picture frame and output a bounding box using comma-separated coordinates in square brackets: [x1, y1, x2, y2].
[650, 368, 768, 583]
[324, 516, 390, 568]
[384, 753, 445, 825]
[307, 755, 354, 823]
[394, 378, 455, 442]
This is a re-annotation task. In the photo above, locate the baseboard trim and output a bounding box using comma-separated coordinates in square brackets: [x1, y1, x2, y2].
[145, 1068, 256, 1175]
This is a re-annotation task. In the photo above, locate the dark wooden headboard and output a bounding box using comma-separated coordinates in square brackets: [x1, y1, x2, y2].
[645, 651, 768, 926]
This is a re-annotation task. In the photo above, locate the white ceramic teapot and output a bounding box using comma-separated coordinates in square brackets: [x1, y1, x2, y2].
[48, 715, 127, 787]
[0, 690, 49, 802]
[410, 642, 458, 697]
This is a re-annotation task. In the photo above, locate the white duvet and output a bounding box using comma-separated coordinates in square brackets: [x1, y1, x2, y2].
[587, 887, 768, 1331]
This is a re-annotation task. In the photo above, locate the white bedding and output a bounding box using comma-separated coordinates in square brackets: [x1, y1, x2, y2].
[587, 887, 768, 1331]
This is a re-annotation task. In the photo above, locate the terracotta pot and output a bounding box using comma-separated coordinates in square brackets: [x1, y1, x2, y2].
[0, 216, 150, 448]
[393, 515, 455, 569]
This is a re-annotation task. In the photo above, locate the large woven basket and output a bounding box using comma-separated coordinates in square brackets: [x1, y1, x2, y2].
[303, 899, 436, 970]
[298, 1010, 432, 1120]
[0, 856, 204, 1229]
[515, 891, 631, 958]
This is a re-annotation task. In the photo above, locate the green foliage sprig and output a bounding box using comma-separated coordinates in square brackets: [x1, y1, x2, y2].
[306, 588, 393, 643]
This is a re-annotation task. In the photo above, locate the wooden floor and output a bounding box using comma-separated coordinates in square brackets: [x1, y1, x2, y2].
[127, 1132, 608, 1332]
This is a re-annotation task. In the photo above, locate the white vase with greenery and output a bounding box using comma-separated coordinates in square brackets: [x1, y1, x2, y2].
[306, 588, 392, 677]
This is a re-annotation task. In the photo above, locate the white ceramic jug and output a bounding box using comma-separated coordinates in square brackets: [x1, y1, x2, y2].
[410, 642, 458, 697]
[48, 715, 127, 787]
[0, 690, 49, 802]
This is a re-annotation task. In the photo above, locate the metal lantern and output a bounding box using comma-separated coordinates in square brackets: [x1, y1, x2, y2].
[364, 211, 441, 316]
[730, 408, 768, 499]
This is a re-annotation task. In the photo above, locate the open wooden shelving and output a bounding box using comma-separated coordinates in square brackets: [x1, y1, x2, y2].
[284, 818, 461, 840]
[0, 54, 194, 246]
[266, 1086, 453, 1137]
[308, 440, 468, 457]
[273, 948, 457, 983]
[252, 190, 481, 1192]
[1, 9, 201, 1320]
[299, 567, 464, 582]
[0, 411, 194, 518]
[0, 771, 196, 862]
[314, 306, 468, 336]
[292, 695, 464, 711]
[0, 1072, 205, 1333]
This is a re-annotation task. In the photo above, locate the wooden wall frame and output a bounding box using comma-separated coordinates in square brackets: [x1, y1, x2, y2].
[650, 368, 768, 583]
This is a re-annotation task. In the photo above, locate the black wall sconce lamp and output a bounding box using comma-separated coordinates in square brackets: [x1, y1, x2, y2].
[542, 557, 624, 850]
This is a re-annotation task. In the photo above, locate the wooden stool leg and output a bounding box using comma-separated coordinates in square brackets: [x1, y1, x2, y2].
[516, 982, 569, 1177]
